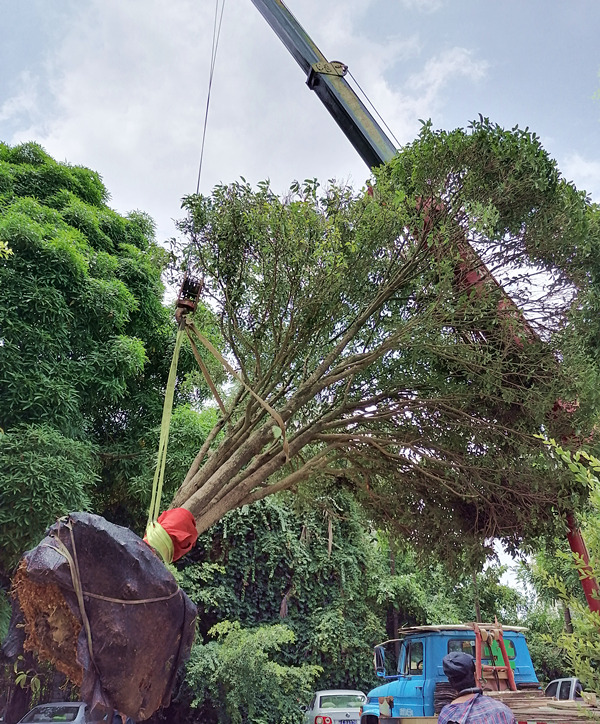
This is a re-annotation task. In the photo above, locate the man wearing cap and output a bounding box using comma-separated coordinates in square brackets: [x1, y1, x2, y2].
[438, 652, 515, 724]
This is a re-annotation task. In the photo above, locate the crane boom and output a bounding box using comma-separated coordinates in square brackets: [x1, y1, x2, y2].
[248, 0, 397, 168]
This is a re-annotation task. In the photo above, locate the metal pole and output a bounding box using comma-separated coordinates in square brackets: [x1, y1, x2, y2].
[566, 514, 600, 615]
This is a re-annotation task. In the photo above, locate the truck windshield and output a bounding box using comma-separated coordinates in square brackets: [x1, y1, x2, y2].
[398, 640, 423, 675]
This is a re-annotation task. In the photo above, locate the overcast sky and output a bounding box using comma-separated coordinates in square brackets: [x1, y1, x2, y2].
[1, 0, 599, 243]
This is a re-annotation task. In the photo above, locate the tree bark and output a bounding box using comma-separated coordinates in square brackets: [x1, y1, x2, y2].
[562, 602, 574, 634]
[472, 570, 482, 623]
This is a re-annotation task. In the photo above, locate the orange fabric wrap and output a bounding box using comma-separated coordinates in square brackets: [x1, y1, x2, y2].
[156, 508, 198, 561]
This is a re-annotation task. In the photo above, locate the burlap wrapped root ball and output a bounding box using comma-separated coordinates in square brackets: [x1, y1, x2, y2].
[4, 512, 197, 721]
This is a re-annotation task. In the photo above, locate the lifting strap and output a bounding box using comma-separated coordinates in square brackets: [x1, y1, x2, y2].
[144, 324, 186, 564]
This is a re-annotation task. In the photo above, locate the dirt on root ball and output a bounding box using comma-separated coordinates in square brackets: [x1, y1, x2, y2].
[13, 561, 83, 686]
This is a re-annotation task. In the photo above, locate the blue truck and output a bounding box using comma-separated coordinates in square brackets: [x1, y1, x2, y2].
[359, 624, 555, 724]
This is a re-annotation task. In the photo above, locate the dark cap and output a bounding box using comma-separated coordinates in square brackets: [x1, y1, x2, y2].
[442, 651, 476, 683]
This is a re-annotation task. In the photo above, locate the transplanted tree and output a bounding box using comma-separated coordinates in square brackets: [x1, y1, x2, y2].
[170, 118, 600, 559]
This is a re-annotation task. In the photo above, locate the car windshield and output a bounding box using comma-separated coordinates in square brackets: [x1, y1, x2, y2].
[21, 705, 81, 722]
[319, 694, 363, 708]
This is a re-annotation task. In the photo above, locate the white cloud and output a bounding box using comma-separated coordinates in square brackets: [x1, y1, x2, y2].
[406, 47, 488, 99]
[398, 0, 444, 13]
[1, 0, 488, 241]
[561, 152, 600, 200]
[0, 72, 39, 123]
[10, 0, 237, 237]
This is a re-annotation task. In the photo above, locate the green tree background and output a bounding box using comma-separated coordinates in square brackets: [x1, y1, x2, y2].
[174, 487, 527, 724]
[0, 141, 223, 578]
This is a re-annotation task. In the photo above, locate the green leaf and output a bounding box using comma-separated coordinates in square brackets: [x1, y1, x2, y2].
[15, 673, 27, 687]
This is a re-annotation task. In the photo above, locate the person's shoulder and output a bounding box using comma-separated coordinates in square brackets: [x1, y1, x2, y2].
[439, 698, 469, 724]
[438, 704, 455, 724]
[439, 700, 463, 716]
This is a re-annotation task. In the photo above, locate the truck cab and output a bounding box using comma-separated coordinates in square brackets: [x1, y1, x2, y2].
[360, 625, 539, 724]
[544, 678, 583, 701]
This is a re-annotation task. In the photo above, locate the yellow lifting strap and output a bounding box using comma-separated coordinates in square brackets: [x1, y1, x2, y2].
[145, 324, 185, 564]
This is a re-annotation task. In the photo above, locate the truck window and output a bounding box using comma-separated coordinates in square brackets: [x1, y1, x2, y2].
[405, 641, 424, 675]
[559, 680, 571, 700]
[448, 640, 476, 658]
[545, 681, 558, 698]
[485, 638, 516, 664]
[447, 639, 516, 664]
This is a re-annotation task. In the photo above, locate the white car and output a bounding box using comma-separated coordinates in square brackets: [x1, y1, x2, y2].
[17, 703, 134, 723]
[18, 702, 90, 723]
[303, 689, 366, 724]
[544, 677, 583, 701]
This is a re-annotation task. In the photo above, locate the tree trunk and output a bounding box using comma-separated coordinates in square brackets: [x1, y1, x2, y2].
[47, 669, 71, 703]
[562, 602, 574, 634]
[4, 680, 30, 724]
[390, 548, 400, 662]
[472, 570, 482, 623]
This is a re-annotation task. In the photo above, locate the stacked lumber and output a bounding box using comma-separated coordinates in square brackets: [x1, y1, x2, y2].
[485, 690, 600, 724]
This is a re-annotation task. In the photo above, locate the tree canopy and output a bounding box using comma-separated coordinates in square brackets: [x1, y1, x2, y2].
[171, 119, 600, 558]
[0, 141, 175, 439]
[0, 141, 214, 575]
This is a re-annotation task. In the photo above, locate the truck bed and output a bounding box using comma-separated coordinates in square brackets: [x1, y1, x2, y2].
[485, 690, 599, 724]
[378, 691, 600, 724]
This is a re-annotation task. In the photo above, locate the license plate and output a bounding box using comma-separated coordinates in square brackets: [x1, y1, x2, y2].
[340, 720, 357, 724]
